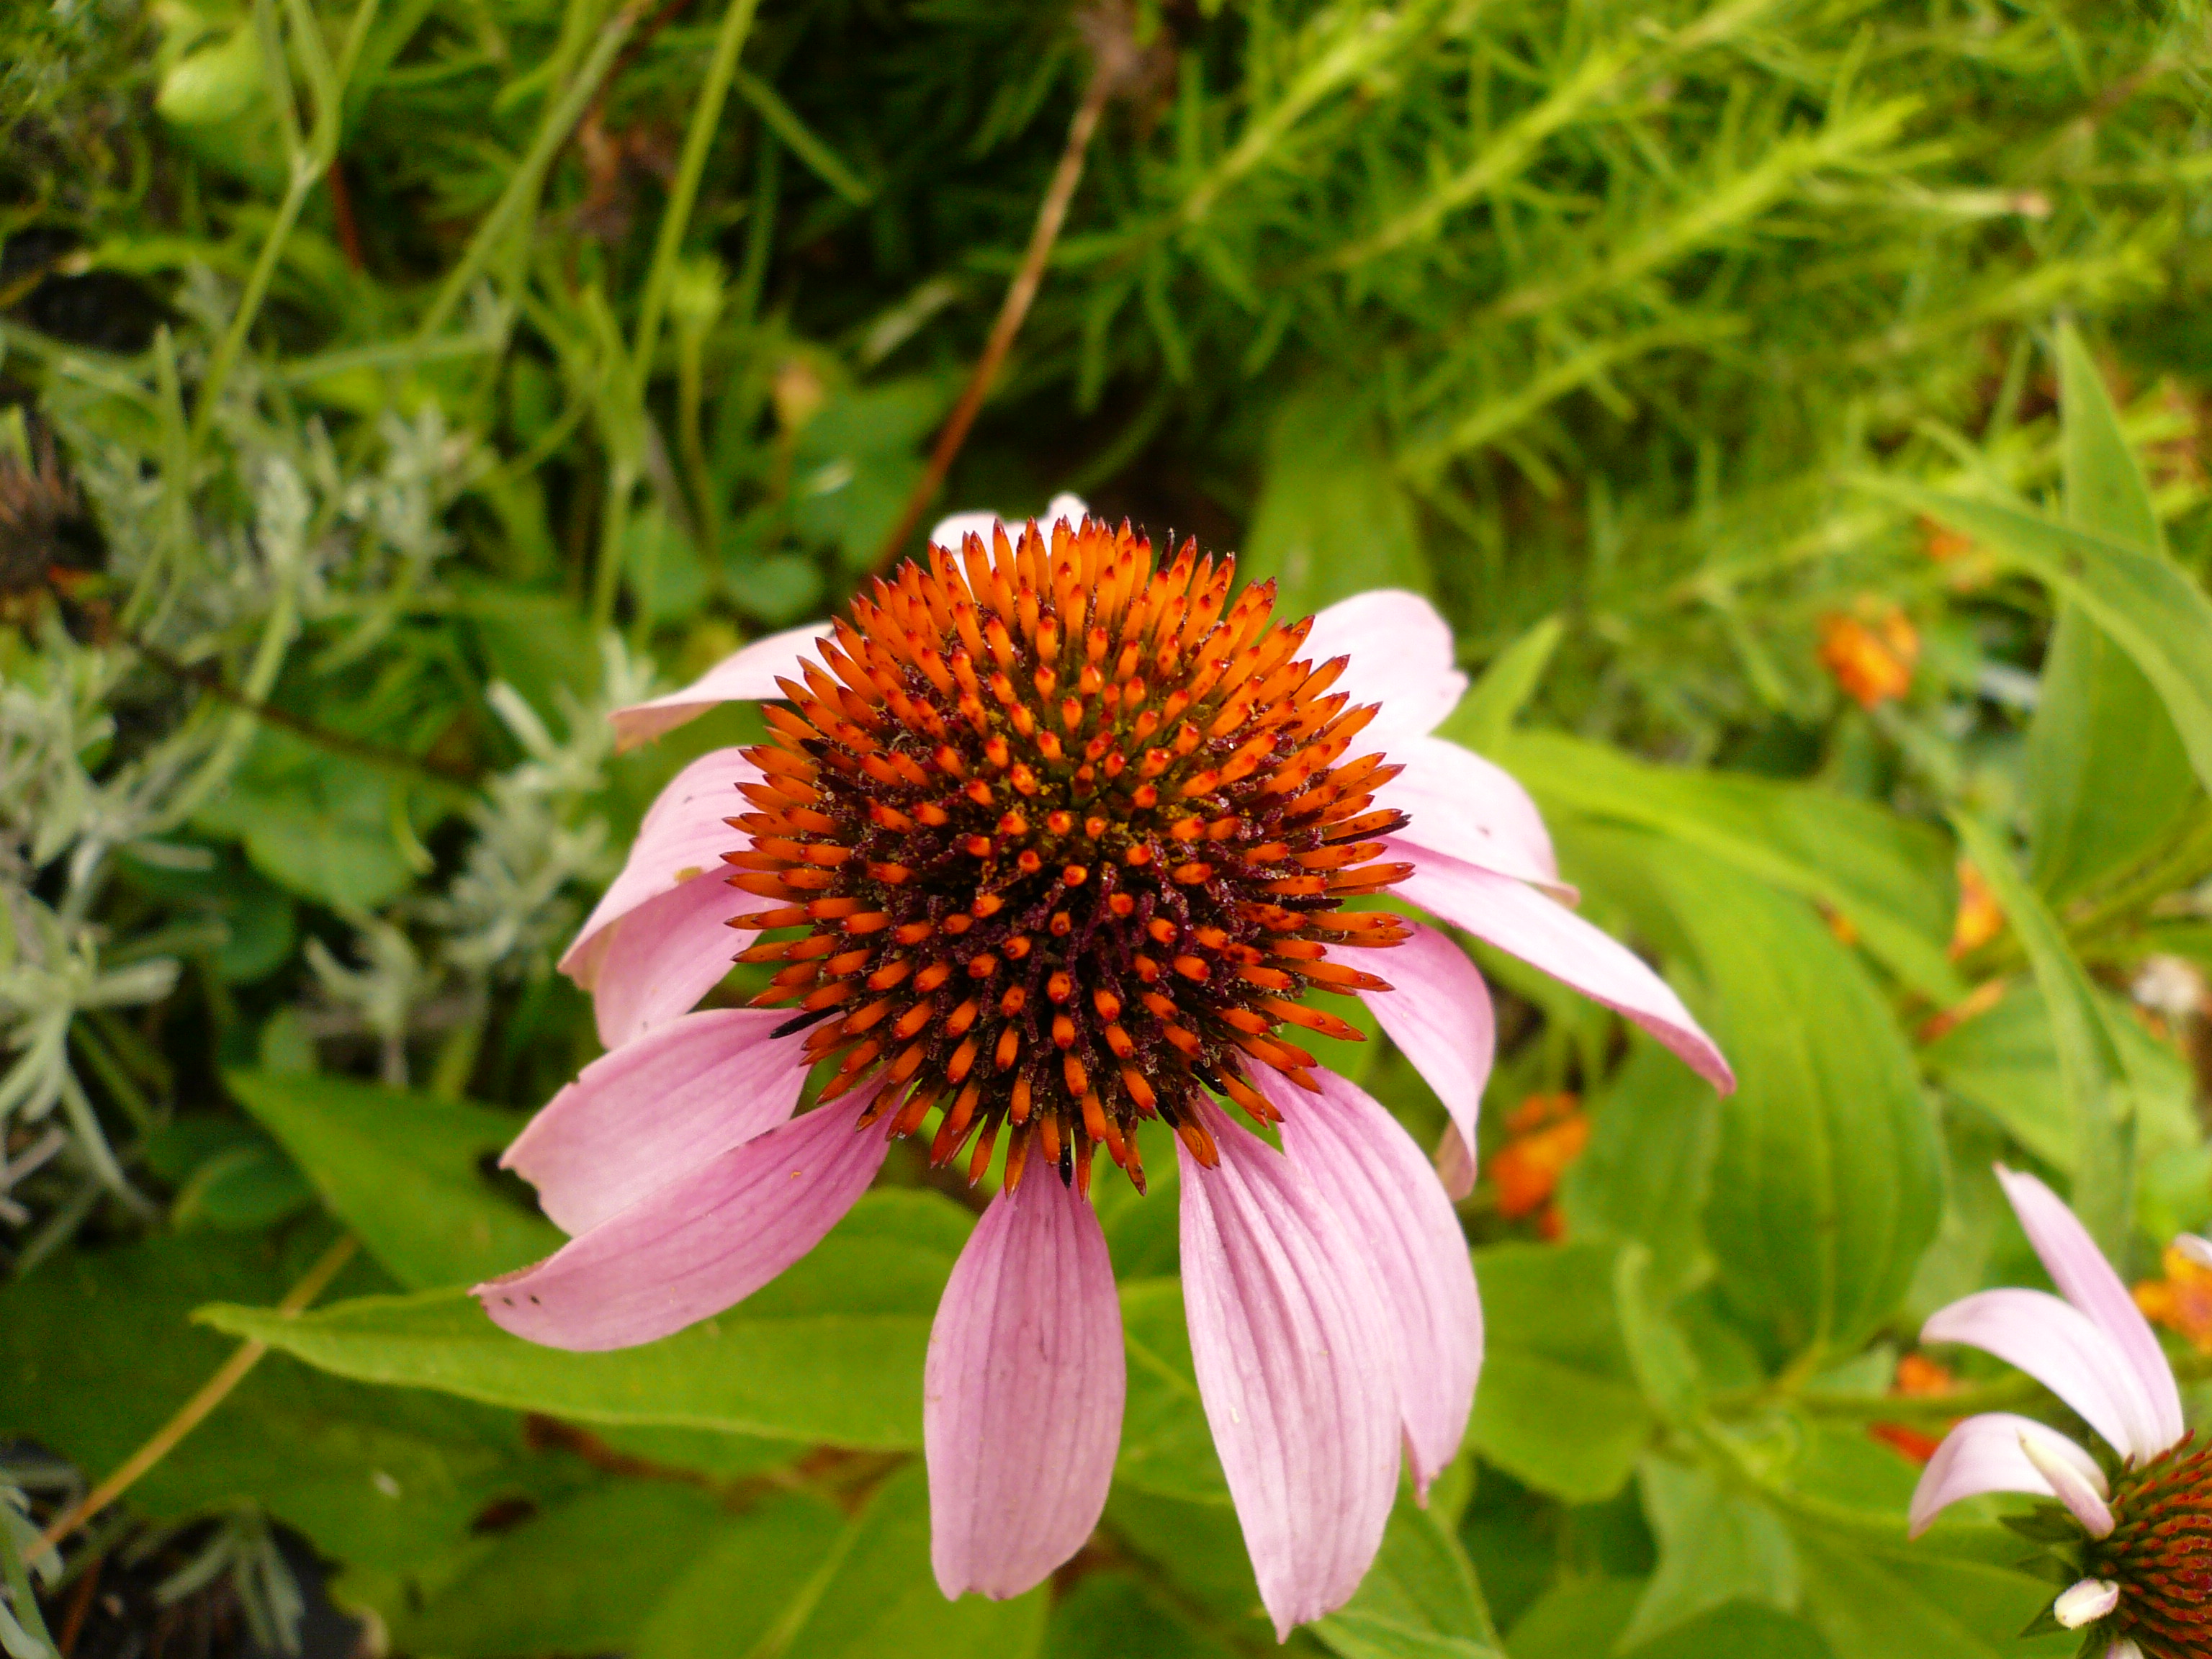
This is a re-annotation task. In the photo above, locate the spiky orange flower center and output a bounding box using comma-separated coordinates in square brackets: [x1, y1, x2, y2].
[2086, 1437, 2212, 1658]
[727, 516, 1413, 1197]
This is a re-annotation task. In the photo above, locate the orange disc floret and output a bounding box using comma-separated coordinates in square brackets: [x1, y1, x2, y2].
[726, 515, 1411, 1197]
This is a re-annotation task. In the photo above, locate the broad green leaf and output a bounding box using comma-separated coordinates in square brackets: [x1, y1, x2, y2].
[1470, 1242, 1654, 1502]
[198, 1190, 974, 1449]
[1102, 1485, 1276, 1649]
[1497, 731, 1961, 1003]
[1948, 815, 2131, 1253]
[1506, 1580, 1828, 1659]
[1560, 1036, 1720, 1302]
[1042, 1573, 1240, 1659]
[1921, 981, 2194, 1178]
[225, 1069, 559, 1290]
[392, 1482, 736, 1657]
[1116, 1277, 1228, 1501]
[0, 1231, 565, 1578]
[627, 1491, 855, 1659]
[1631, 843, 1941, 1363]
[1444, 616, 1563, 756]
[1619, 1461, 1797, 1649]
[1867, 479, 2212, 801]
[192, 729, 418, 911]
[1318, 1493, 1503, 1659]
[1243, 383, 1434, 619]
[2056, 320, 2163, 554]
[1786, 1521, 2074, 1659]
[773, 1462, 1048, 1659]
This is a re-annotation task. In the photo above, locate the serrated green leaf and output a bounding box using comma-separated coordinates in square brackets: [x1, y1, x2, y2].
[196, 1190, 973, 1449]
[225, 1068, 560, 1290]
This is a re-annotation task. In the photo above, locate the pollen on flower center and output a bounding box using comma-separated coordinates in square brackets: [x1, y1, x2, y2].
[724, 515, 1413, 1197]
[2080, 1435, 2212, 1658]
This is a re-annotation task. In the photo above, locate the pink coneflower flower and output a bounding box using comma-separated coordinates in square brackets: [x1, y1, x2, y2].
[474, 503, 1732, 1635]
[1912, 1167, 2211, 1659]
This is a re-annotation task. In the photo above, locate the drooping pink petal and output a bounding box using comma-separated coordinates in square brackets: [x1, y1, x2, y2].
[1177, 1100, 1401, 1640]
[475, 1083, 891, 1352]
[1434, 1126, 1477, 1201]
[1300, 590, 1467, 747]
[1996, 1166, 2184, 1453]
[501, 1009, 809, 1236]
[1346, 923, 1493, 1200]
[608, 622, 832, 750]
[928, 493, 1089, 553]
[575, 871, 750, 1048]
[1264, 1068, 1480, 1499]
[1395, 850, 1736, 1094]
[1380, 735, 1568, 898]
[1910, 1413, 2108, 1536]
[1923, 1287, 2162, 1462]
[2019, 1424, 2118, 1537]
[564, 749, 757, 966]
[925, 1171, 1123, 1601]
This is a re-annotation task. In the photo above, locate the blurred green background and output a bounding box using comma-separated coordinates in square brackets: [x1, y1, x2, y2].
[3, 0, 2212, 1654]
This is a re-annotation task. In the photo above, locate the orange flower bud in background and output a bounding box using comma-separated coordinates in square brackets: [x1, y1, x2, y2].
[2136, 1244, 2212, 1354]
[1817, 605, 1919, 709]
[1949, 860, 2003, 959]
[1490, 1093, 1589, 1236]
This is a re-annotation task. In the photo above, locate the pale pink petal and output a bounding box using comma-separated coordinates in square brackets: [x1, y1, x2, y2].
[608, 622, 833, 750]
[2056, 1580, 2122, 1628]
[1300, 590, 1467, 745]
[559, 749, 758, 989]
[927, 493, 1089, 552]
[926, 1172, 1123, 1601]
[475, 1083, 890, 1352]
[2019, 1424, 2118, 1537]
[1380, 735, 1568, 898]
[1909, 1413, 2101, 1536]
[1434, 1126, 1477, 1201]
[1395, 851, 1736, 1094]
[1996, 1166, 2184, 1452]
[1923, 1287, 2161, 1462]
[1264, 1068, 1480, 1498]
[577, 871, 750, 1048]
[501, 1009, 808, 1236]
[1346, 923, 1493, 1199]
[1177, 1101, 1401, 1640]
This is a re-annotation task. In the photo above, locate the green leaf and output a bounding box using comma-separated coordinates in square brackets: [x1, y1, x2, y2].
[1497, 731, 1962, 1003]
[627, 1489, 858, 1659]
[1470, 1242, 1654, 1503]
[1619, 1461, 1797, 1650]
[0, 1232, 564, 1578]
[1948, 815, 2132, 1253]
[770, 1463, 1048, 1659]
[225, 1068, 561, 1290]
[1317, 1493, 1503, 1659]
[1633, 842, 1942, 1363]
[1506, 1580, 1829, 1659]
[2056, 321, 2163, 555]
[392, 1482, 739, 1657]
[1243, 383, 1434, 619]
[196, 1190, 973, 1449]
[1442, 616, 1563, 757]
[1786, 1521, 2075, 1659]
[1866, 479, 2212, 802]
[191, 729, 418, 911]
[1920, 981, 2195, 1177]
[1042, 1573, 1241, 1659]
[1116, 1277, 1229, 1502]
[1560, 1036, 1720, 1302]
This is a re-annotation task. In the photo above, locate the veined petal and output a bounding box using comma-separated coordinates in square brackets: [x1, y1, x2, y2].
[475, 1084, 890, 1352]
[1178, 1101, 1401, 1639]
[608, 622, 833, 750]
[577, 871, 751, 1048]
[1266, 1067, 1480, 1498]
[1380, 735, 1569, 899]
[929, 493, 1089, 553]
[925, 1172, 1123, 1601]
[502, 1009, 809, 1236]
[1395, 851, 1735, 1094]
[1923, 1287, 2162, 1462]
[1346, 923, 1493, 1200]
[1996, 1166, 2185, 1454]
[1910, 1413, 2098, 1536]
[1302, 590, 1467, 746]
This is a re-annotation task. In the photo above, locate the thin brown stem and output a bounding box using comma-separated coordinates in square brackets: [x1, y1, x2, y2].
[871, 66, 1113, 573]
[35, 1236, 358, 1555]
